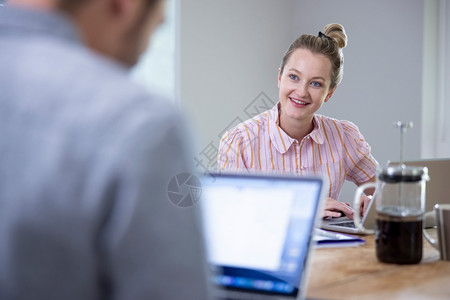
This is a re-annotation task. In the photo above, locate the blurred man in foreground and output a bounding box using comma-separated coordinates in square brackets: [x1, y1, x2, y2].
[0, 0, 208, 299]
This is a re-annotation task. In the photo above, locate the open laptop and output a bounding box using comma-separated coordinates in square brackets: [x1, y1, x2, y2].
[320, 194, 376, 235]
[389, 158, 450, 227]
[199, 172, 325, 300]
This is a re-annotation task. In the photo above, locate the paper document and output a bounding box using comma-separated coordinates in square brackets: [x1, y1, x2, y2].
[313, 228, 366, 248]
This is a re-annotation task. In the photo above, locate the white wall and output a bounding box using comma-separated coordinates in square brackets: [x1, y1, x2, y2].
[422, 0, 439, 158]
[179, 0, 426, 201]
[131, 0, 176, 101]
[179, 0, 295, 166]
[427, 0, 450, 158]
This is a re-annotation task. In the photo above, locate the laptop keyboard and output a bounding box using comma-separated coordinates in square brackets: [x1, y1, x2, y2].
[333, 221, 356, 228]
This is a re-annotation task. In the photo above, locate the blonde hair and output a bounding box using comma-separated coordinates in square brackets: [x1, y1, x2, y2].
[279, 23, 348, 88]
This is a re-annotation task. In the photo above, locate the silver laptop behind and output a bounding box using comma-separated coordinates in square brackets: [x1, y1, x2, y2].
[200, 172, 324, 300]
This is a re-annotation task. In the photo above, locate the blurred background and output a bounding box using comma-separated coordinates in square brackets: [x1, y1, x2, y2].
[133, 0, 449, 201]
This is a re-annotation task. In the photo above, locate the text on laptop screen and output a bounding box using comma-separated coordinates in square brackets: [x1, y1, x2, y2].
[200, 174, 322, 296]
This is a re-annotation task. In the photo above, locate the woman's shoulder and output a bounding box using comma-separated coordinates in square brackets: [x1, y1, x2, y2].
[221, 110, 272, 140]
[243, 110, 272, 128]
[316, 114, 360, 133]
[315, 115, 367, 145]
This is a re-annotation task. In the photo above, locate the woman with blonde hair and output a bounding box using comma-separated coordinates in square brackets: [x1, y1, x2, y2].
[218, 23, 378, 218]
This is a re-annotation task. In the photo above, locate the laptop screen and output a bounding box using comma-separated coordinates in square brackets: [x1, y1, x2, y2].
[200, 173, 323, 297]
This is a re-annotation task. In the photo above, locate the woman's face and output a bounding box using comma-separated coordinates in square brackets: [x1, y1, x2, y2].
[278, 48, 336, 125]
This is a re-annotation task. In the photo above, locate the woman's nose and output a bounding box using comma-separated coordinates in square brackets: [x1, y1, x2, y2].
[295, 83, 309, 97]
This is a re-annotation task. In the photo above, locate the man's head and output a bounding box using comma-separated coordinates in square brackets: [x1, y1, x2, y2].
[65, 0, 166, 67]
[10, 0, 165, 67]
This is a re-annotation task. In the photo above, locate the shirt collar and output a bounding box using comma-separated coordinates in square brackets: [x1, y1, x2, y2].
[310, 115, 325, 144]
[0, 5, 81, 45]
[268, 103, 296, 154]
[268, 103, 325, 154]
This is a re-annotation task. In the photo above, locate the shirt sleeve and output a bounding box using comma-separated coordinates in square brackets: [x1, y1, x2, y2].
[341, 120, 378, 184]
[217, 126, 249, 171]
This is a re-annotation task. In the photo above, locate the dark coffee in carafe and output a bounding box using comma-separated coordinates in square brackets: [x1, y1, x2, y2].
[376, 210, 423, 264]
[364, 165, 429, 265]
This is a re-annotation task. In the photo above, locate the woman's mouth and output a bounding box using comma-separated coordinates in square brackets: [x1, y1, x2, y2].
[289, 97, 308, 106]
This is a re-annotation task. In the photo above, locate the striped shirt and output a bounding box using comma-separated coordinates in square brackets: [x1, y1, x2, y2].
[217, 103, 378, 200]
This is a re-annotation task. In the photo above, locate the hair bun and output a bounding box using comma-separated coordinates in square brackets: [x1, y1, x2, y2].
[323, 23, 347, 49]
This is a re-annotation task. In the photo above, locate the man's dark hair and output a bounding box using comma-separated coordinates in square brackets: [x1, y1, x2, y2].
[58, 0, 161, 14]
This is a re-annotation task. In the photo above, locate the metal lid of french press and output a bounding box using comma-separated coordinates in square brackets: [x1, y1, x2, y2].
[378, 165, 429, 183]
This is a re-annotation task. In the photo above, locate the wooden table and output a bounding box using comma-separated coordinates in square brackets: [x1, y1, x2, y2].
[306, 229, 450, 299]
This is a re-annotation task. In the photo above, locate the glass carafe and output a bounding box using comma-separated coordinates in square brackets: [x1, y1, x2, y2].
[356, 165, 429, 264]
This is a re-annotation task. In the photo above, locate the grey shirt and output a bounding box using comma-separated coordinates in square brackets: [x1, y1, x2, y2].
[0, 6, 208, 300]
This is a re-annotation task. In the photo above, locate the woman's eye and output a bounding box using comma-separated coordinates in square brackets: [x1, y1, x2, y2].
[289, 74, 298, 80]
[311, 81, 321, 87]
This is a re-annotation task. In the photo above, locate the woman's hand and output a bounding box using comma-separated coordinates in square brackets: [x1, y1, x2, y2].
[356, 176, 376, 217]
[359, 195, 373, 217]
[322, 197, 355, 219]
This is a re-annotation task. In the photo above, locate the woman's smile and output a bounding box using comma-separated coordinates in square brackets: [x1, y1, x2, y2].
[289, 96, 309, 107]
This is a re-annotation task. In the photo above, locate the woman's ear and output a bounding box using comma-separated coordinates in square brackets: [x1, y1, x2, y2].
[277, 68, 282, 88]
[324, 86, 337, 103]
